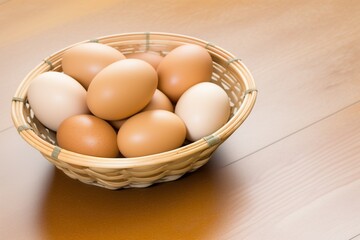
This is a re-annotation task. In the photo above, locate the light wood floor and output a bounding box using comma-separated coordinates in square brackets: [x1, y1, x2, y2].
[1, 0, 359, 239]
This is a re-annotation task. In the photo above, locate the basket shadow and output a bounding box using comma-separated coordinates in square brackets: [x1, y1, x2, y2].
[39, 152, 243, 240]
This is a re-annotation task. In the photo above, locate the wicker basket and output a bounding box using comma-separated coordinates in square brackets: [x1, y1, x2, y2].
[11, 32, 257, 190]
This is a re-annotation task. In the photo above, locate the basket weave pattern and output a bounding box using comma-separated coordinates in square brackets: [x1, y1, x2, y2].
[11, 32, 257, 190]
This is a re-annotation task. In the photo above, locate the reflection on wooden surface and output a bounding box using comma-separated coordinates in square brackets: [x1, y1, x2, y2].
[40, 156, 235, 240]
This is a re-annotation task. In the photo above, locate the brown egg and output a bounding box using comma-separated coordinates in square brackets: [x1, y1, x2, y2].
[157, 44, 213, 102]
[109, 119, 127, 130]
[110, 89, 173, 130]
[61, 42, 125, 89]
[117, 110, 186, 157]
[125, 52, 163, 69]
[142, 89, 174, 112]
[57, 114, 119, 158]
[87, 59, 158, 120]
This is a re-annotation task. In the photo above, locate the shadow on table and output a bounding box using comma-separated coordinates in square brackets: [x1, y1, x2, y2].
[39, 152, 244, 240]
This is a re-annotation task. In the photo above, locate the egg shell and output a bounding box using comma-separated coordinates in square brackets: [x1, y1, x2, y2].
[110, 89, 174, 129]
[125, 52, 163, 70]
[175, 82, 230, 142]
[117, 110, 186, 158]
[87, 59, 158, 120]
[142, 89, 174, 112]
[61, 42, 125, 89]
[57, 114, 119, 158]
[157, 44, 213, 102]
[109, 118, 127, 130]
[27, 71, 89, 131]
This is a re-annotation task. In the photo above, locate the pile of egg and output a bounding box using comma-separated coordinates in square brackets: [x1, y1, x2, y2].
[27, 42, 231, 158]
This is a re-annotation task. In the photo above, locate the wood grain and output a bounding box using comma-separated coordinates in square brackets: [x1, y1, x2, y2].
[215, 0, 360, 165]
[221, 102, 360, 239]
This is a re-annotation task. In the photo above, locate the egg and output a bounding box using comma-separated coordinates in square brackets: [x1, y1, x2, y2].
[175, 82, 230, 142]
[57, 114, 119, 158]
[27, 71, 89, 131]
[142, 89, 174, 112]
[157, 44, 213, 102]
[125, 51, 163, 69]
[117, 110, 186, 157]
[61, 42, 125, 89]
[109, 119, 127, 130]
[110, 89, 173, 130]
[87, 59, 158, 120]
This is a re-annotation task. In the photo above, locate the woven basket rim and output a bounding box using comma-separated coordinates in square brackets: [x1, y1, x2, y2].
[11, 32, 257, 169]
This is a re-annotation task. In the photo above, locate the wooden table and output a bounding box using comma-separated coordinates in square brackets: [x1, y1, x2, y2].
[1, 0, 359, 239]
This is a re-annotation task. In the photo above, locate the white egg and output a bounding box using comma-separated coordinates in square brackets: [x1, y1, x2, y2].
[27, 71, 89, 131]
[175, 82, 230, 142]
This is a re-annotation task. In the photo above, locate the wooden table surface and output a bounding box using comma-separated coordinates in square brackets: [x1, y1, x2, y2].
[1, 0, 360, 239]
